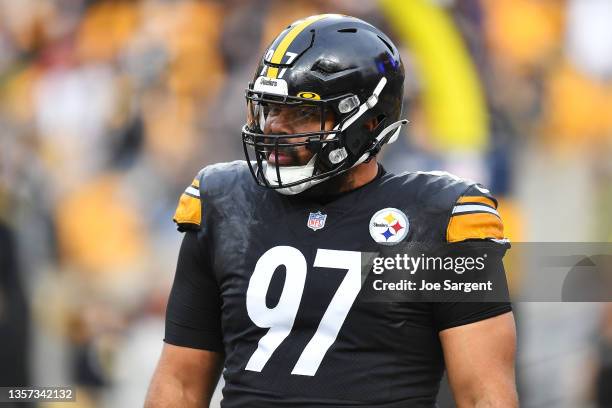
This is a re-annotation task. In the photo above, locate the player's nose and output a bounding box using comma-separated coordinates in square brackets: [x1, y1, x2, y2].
[265, 115, 294, 136]
[264, 119, 307, 148]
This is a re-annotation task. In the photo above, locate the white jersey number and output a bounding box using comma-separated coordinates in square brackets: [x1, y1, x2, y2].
[245, 246, 362, 376]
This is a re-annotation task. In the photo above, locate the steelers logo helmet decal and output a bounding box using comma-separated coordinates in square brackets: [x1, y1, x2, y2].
[369, 208, 409, 245]
[297, 91, 321, 100]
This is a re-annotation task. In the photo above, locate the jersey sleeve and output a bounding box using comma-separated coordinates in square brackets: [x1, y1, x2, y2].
[446, 184, 505, 243]
[164, 230, 224, 352]
[433, 184, 512, 332]
[173, 176, 202, 232]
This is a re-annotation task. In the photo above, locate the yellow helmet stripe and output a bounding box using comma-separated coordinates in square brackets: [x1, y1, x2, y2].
[267, 14, 332, 79]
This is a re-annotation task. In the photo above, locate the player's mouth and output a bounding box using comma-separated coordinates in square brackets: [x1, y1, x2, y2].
[267, 151, 297, 166]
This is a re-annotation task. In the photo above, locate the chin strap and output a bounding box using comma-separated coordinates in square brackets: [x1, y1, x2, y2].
[263, 155, 325, 195]
[360, 118, 409, 161]
[352, 119, 407, 167]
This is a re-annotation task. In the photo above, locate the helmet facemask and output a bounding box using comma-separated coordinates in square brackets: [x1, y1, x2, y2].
[242, 90, 354, 195]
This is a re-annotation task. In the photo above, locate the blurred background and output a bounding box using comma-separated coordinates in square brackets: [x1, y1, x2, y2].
[0, 0, 610, 407]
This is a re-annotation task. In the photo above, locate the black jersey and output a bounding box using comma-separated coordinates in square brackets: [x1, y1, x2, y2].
[166, 161, 511, 408]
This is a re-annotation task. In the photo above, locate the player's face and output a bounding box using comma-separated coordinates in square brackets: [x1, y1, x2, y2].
[263, 105, 335, 166]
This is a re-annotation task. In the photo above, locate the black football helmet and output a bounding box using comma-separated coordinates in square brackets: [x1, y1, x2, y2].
[242, 14, 406, 194]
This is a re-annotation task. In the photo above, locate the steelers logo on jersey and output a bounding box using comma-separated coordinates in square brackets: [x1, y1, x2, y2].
[369, 208, 409, 245]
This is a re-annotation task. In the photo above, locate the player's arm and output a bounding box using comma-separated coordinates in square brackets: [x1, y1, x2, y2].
[146, 230, 225, 407]
[437, 184, 518, 407]
[145, 343, 223, 408]
[146, 178, 225, 407]
[440, 312, 517, 407]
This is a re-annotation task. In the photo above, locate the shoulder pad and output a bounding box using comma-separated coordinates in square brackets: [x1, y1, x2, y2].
[396, 170, 505, 243]
[403, 170, 478, 211]
[172, 161, 251, 232]
[197, 160, 251, 197]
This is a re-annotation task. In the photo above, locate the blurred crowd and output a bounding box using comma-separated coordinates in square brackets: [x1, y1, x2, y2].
[0, 0, 610, 407]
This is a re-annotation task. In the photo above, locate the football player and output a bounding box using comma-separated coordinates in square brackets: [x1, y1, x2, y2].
[145, 14, 517, 408]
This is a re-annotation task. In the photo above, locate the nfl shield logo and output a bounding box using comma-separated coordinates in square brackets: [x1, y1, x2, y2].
[307, 211, 327, 231]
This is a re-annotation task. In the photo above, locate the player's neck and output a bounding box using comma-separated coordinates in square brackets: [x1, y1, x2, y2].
[341, 159, 380, 193]
[292, 160, 382, 204]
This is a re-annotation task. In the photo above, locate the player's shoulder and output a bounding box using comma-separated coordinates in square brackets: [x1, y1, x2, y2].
[173, 160, 252, 232]
[382, 170, 504, 243]
[196, 160, 252, 195]
[382, 170, 486, 210]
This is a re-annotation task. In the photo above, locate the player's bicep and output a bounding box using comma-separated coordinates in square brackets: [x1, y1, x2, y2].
[157, 342, 223, 383]
[164, 231, 223, 352]
[440, 311, 518, 407]
[435, 183, 512, 330]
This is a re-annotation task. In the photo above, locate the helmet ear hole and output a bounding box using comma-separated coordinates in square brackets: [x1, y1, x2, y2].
[365, 114, 387, 132]
[373, 114, 387, 133]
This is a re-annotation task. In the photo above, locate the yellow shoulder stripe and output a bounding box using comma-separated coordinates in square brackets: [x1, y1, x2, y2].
[173, 193, 201, 227]
[447, 212, 503, 243]
[456, 195, 496, 209]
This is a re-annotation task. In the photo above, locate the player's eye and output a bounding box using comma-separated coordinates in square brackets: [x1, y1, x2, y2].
[298, 106, 318, 117]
